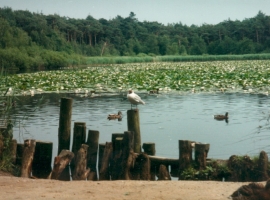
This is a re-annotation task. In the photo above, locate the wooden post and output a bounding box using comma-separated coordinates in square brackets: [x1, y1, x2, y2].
[194, 143, 210, 170]
[179, 140, 192, 180]
[16, 143, 24, 166]
[9, 139, 17, 164]
[32, 141, 53, 179]
[119, 131, 135, 180]
[157, 164, 171, 181]
[136, 153, 151, 180]
[72, 144, 90, 180]
[72, 122, 86, 154]
[98, 143, 105, 173]
[99, 142, 113, 180]
[111, 133, 124, 156]
[21, 139, 36, 178]
[58, 97, 72, 181]
[258, 151, 269, 181]
[58, 97, 73, 154]
[127, 110, 141, 153]
[143, 142, 156, 180]
[48, 150, 74, 180]
[111, 137, 123, 180]
[71, 122, 86, 173]
[142, 143, 156, 155]
[86, 130, 99, 181]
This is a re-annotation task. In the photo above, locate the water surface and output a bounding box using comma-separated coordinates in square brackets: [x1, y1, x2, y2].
[10, 92, 270, 160]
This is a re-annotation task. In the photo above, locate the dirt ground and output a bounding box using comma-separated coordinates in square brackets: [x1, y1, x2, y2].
[0, 172, 255, 200]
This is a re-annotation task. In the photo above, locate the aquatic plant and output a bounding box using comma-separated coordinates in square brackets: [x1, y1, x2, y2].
[1, 60, 270, 96]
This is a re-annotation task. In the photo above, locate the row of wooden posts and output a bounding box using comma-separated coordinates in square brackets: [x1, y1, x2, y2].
[7, 97, 212, 180]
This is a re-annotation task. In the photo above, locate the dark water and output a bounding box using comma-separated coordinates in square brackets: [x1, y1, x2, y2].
[9, 92, 270, 160]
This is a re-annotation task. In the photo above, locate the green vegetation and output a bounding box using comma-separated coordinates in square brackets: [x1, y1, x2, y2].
[0, 71, 15, 173]
[1, 60, 270, 96]
[179, 162, 231, 181]
[0, 7, 270, 70]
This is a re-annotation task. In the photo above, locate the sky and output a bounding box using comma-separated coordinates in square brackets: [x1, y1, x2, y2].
[1, 0, 270, 26]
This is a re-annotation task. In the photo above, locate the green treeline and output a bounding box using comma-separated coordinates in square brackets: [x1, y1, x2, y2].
[0, 7, 270, 70]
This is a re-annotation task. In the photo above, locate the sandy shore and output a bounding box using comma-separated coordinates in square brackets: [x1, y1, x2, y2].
[0, 174, 251, 200]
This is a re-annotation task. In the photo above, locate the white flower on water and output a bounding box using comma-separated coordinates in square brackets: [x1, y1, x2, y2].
[30, 89, 35, 96]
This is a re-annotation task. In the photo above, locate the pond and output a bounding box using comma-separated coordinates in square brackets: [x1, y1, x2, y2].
[9, 91, 270, 161]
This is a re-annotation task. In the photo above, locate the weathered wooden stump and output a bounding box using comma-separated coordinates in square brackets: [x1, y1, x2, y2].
[111, 133, 124, 156]
[71, 122, 86, 173]
[143, 142, 156, 180]
[72, 144, 90, 180]
[58, 97, 73, 154]
[21, 139, 36, 178]
[195, 143, 210, 170]
[132, 152, 151, 180]
[58, 97, 73, 181]
[157, 164, 171, 181]
[119, 131, 136, 180]
[257, 151, 269, 181]
[127, 110, 141, 153]
[9, 139, 17, 164]
[48, 150, 74, 180]
[16, 143, 24, 166]
[228, 155, 254, 182]
[178, 140, 192, 179]
[32, 141, 53, 179]
[111, 136, 123, 180]
[72, 122, 86, 154]
[99, 142, 113, 180]
[98, 143, 105, 172]
[86, 130, 99, 181]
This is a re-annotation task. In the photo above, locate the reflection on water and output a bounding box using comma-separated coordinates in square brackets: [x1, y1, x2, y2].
[10, 92, 270, 160]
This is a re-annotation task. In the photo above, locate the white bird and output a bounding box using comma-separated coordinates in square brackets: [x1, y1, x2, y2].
[127, 90, 145, 110]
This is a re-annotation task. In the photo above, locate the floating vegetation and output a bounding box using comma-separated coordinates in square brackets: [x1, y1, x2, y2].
[1, 60, 270, 96]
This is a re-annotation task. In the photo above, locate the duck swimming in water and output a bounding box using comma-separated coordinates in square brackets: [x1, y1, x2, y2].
[214, 112, 229, 120]
[107, 111, 122, 120]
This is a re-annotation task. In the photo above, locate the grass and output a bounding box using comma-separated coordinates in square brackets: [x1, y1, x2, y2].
[85, 53, 270, 65]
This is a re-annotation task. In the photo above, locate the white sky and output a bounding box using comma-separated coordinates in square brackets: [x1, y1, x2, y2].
[0, 0, 270, 26]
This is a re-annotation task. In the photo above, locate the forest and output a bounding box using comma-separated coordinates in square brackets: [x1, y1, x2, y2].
[0, 7, 270, 70]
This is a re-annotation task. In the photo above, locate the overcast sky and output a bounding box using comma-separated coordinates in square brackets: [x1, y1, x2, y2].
[1, 0, 270, 26]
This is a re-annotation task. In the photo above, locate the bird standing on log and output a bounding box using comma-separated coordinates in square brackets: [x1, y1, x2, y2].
[127, 90, 145, 110]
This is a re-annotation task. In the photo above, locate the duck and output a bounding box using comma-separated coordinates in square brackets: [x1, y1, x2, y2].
[149, 89, 159, 94]
[127, 90, 145, 110]
[214, 112, 229, 120]
[107, 111, 122, 120]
